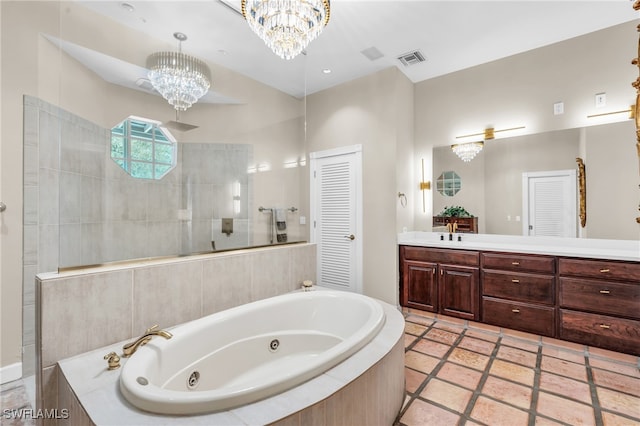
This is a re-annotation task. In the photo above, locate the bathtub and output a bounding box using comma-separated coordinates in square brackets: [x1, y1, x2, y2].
[119, 290, 386, 415]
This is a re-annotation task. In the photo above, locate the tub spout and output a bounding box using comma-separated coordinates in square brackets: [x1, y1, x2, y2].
[122, 325, 172, 357]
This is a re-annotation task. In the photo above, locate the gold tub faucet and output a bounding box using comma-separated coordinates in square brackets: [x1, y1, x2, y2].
[122, 324, 172, 357]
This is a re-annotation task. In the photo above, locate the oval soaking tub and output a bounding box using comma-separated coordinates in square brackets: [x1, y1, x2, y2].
[119, 290, 386, 415]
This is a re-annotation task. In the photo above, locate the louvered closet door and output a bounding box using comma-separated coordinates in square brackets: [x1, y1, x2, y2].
[523, 170, 576, 238]
[310, 146, 362, 293]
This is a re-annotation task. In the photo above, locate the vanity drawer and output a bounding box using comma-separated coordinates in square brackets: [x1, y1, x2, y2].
[559, 278, 640, 319]
[482, 252, 555, 274]
[483, 271, 554, 304]
[402, 246, 479, 266]
[482, 297, 555, 337]
[558, 258, 640, 282]
[559, 309, 640, 356]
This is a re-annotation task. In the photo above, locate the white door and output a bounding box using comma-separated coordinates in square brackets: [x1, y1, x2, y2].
[310, 145, 362, 293]
[522, 170, 577, 237]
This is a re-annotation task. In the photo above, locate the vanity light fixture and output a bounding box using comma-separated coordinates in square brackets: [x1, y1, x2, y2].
[146, 33, 211, 111]
[452, 126, 525, 162]
[241, 0, 330, 60]
[586, 105, 635, 119]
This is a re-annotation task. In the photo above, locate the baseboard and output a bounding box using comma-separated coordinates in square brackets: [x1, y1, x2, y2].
[0, 362, 22, 384]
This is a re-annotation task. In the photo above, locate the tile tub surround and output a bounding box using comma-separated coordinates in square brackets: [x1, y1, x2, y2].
[35, 243, 316, 420]
[56, 299, 405, 425]
[397, 232, 640, 261]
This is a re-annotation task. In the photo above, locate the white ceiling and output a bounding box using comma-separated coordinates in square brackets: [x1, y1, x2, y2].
[74, 1, 638, 100]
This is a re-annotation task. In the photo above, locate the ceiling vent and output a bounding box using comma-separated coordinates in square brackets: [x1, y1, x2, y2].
[397, 50, 426, 67]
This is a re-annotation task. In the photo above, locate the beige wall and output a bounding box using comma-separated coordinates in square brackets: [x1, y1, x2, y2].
[306, 67, 413, 306]
[415, 21, 638, 232]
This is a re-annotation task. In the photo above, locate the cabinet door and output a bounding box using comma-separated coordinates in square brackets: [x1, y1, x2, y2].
[439, 265, 479, 320]
[402, 260, 438, 312]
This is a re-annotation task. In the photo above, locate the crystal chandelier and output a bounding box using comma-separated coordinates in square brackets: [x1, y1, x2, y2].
[241, 0, 331, 60]
[451, 142, 484, 162]
[147, 33, 211, 111]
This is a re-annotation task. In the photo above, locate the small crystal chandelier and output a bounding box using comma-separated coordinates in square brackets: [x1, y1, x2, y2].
[451, 142, 484, 162]
[241, 0, 331, 60]
[146, 33, 212, 111]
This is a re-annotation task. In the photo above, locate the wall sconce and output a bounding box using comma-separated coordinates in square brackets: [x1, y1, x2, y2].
[586, 105, 635, 119]
[419, 158, 431, 213]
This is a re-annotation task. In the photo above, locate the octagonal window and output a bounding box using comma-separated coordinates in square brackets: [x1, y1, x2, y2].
[111, 116, 176, 179]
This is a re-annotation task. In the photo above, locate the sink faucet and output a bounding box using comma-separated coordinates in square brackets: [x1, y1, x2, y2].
[122, 325, 172, 357]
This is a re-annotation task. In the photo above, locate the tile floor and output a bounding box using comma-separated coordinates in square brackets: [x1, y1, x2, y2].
[1, 377, 36, 426]
[396, 309, 640, 426]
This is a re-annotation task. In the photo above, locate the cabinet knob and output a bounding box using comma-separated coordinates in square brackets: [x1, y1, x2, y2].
[599, 290, 610, 295]
[511, 308, 520, 313]
[599, 324, 611, 329]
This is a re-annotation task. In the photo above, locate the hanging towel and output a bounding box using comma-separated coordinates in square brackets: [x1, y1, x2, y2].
[275, 208, 287, 242]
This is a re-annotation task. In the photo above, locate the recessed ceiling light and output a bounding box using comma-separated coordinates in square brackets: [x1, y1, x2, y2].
[322, 69, 332, 74]
[120, 2, 135, 12]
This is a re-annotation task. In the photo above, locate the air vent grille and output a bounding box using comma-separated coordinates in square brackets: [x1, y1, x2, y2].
[397, 50, 426, 67]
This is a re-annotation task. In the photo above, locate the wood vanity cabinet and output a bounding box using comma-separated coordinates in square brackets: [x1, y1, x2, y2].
[400, 246, 480, 320]
[558, 258, 640, 355]
[481, 252, 556, 337]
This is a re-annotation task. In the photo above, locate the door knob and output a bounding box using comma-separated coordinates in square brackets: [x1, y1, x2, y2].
[345, 234, 355, 240]
[0, 202, 5, 212]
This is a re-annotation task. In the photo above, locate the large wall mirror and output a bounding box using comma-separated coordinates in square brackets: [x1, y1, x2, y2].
[432, 120, 637, 240]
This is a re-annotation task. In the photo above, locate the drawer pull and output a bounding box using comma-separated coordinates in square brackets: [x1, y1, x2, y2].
[511, 279, 520, 283]
[511, 308, 520, 313]
[599, 290, 610, 295]
[599, 324, 611, 330]
[512, 261, 520, 266]
[599, 268, 610, 273]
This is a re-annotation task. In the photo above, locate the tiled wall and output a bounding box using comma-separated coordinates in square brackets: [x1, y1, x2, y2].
[22, 96, 255, 376]
[36, 243, 316, 418]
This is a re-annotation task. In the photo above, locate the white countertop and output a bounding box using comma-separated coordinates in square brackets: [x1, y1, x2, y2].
[397, 232, 640, 262]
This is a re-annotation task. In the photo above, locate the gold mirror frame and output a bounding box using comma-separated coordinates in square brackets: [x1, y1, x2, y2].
[633, 3, 640, 223]
[576, 158, 586, 228]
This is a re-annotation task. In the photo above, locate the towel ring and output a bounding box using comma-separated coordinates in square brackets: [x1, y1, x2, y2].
[398, 192, 407, 207]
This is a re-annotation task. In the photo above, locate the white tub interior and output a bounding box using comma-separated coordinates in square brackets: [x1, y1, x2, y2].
[119, 290, 385, 414]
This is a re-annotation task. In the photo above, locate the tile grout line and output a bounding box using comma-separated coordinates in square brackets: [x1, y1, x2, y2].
[585, 356, 605, 426]
[460, 333, 501, 425]
[528, 342, 543, 426]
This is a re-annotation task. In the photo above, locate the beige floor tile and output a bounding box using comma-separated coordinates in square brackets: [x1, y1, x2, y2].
[597, 388, 640, 419]
[540, 356, 587, 382]
[405, 367, 427, 394]
[412, 339, 451, 358]
[470, 395, 529, 426]
[541, 336, 587, 353]
[593, 368, 640, 397]
[405, 313, 435, 326]
[435, 315, 467, 328]
[539, 371, 592, 404]
[536, 391, 596, 426]
[480, 375, 532, 410]
[404, 333, 417, 348]
[448, 347, 491, 371]
[436, 361, 483, 390]
[458, 336, 496, 356]
[405, 322, 427, 336]
[465, 327, 500, 342]
[589, 359, 640, 378]
[601, 410, 640, 426]
[405, 350, 440, 374]
[420, 378, 472, 414]
[501, 328, 542, 344]
[534, 416, 565, 425]
[588, 347, 639, 364]
[467, 320, 501, 336]
[541, 345, 586, 364]
[400, 398, 460, 426]
[490, 359, 535, 386]
[501, 336, 541, 353]
[425, 328, 460, 345]
[496, 345, 538, 368]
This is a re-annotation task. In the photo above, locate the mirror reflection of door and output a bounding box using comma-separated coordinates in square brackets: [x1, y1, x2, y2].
[522, 170, 577, 237]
